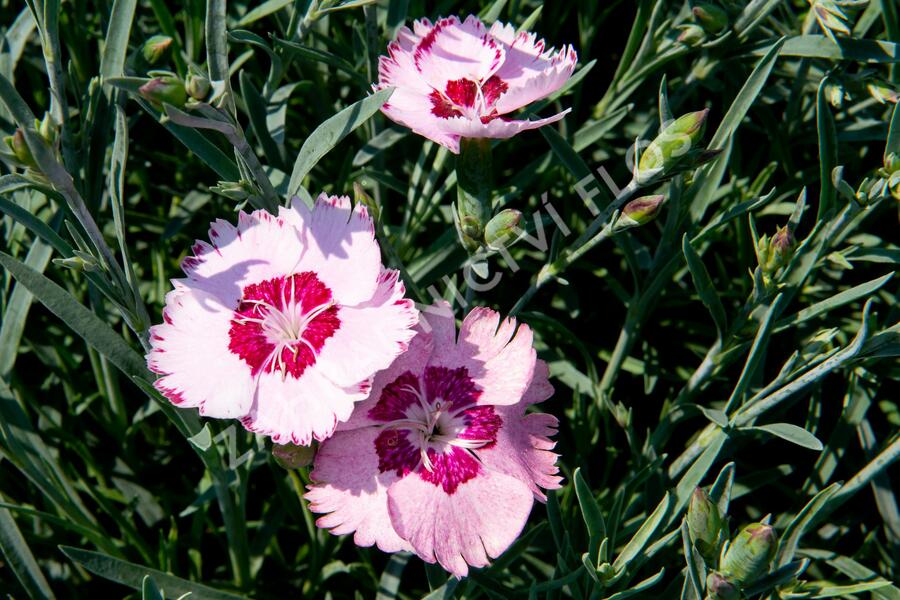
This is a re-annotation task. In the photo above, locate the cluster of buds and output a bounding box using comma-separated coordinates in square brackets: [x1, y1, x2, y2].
[686, 489, 779, 599]
[138, 67, 211, 108]
[2, 113, 59, 171]
[810, 0, 869, 43]
[880, 153, 900, 200]
[635, 109, 718, 184]
[678, 2, 729, 45]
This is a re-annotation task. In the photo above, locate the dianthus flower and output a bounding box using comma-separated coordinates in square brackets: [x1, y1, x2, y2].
[307, 303, 561, 577]
[147, 195, 418, 445]
[375, 15, 577, 153]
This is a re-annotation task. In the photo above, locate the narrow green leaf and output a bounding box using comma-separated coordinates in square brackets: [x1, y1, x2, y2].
[816, 78, 838, 219]
[751, 423, 825, 451]
[612, 492, 671, 572]
[0, 251, 148, 379]
[0, 508, 55, 599]
[99, 0, 137, 80]
[749, 35, 900, 63]
[61, 546, 245, 600]
[142, 574, 165, 600]
[886, 102, 900, 161]
[776, 484, 840, 565]
[287, 87, 394, 198]
[238, 0, 293, 26]
[574, 467, 606, 562]
[375, 552, 410, 600]
[682, 235, 728, 340]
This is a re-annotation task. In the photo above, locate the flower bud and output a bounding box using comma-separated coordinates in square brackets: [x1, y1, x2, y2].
[692, 3, 729, 34]
[706, 571, 740, 600]
[185, 65, 211, 101]
[623, 194, 665, 226]
[868, 81, 899, 104]
[826, 82, 847, 109]
[142, 35, 173, 66]
[687, 487, 723, 561]
[272, 443, 315, 469]
[721, 523, 777, 586]
[883, 153, 900, 200]
[5, 129, 36, 168]
[677, 24, 706, 46]
[484, 209, 523, 250]
[758, 225, 795, 277]
[36, 113, 58, 145]
[353, 181, 380, 222]
[211, 180, 254, 202]
[139, 75, 187, 108]
[637, 109, 709, 182]
[53, 251, 100, 273]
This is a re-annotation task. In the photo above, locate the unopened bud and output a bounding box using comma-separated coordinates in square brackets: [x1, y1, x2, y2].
[826, 82, 847, 109]
[687, 487, 723, 561]
[721, 523, 777, 586]
[705, 572, 740, 600]
[53, 251, 100, 272]
[211, 180, 254, 202]
[622, 194, 665, 227]
[677, 24, 706, 46]
[142, 35, 173, 66]
[185, 65, 211, 101]
[5, 129, 36, 168]
[139, 75, 187, 108]
[868, 81, 899, 104]
[692, 3, 729, 34]
[484, 209, 523, 250]
[353, 181, 380, 221]
[272, 443, 315, 469]
[758, 225, 795, 276]
[637, 109, 709, 182]
[884, 153, 900, 200]
[36, 113, 57, 145]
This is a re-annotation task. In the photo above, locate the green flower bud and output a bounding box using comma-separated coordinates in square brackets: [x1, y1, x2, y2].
[721, 523, 777, 586]
[622, 194, 665, 226]
[868, 81, 899, 104]
[758, 225, 795, 277]
[677, 24, 706, 46]
[687, 487, 723, 561]
[705, 571, 740, 600]
[456, 137, 493, 254]
[826, 82, 847, 109]
[692, 3, 729, 34]
[36, 113, 58, 145]
[53, 251, 100, 273]
[185, 65, 211, 101]
[142, 35, 173, 66]
[211, 180, 254, 202]
[637, 109, 709, 183]
[272, 443, 315, 469]
[484, 209, 523, 250]
[5, 129, 36, 168]
[353, 181, 380, 222]
[139, 75, 187, 108]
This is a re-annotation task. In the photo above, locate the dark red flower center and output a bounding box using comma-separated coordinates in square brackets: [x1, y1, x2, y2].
[228, 272, 340, 379]
[370, 366, 502, 494]
[429, 75, 509, 121]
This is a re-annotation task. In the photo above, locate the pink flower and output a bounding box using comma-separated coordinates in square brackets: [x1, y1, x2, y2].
[146, 195, 418, 445]
[376, 15, 577, 153]
[306, 303, 562, 577]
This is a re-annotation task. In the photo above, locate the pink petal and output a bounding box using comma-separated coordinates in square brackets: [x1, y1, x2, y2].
[488, 22, 578, 115]
[239, 367, 370, 445]
[315, 269, 419, 387]
[476, 361, 563, 500]
[387, 469, 535, 577]
[414, 16, 506, 94]
[147, 288, 254, 418]
[434, 306, 537, 407]
[285, 195, 382, 306]
[439, 110, 570, 140]
[307, 427, 413, 553]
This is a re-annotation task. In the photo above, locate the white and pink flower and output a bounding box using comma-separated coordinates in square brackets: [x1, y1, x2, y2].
[376, 15, 578, 153]
[306, 303, 562, 577]
[146, 195, 419, 445]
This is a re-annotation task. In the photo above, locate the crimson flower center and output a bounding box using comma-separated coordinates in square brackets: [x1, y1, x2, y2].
[429, 76, 509, 122]
[228, 272, 340, 379]
[370, 366, 502, 494]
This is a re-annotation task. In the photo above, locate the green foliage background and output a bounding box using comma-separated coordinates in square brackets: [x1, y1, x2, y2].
[0, 0, 898, 598]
